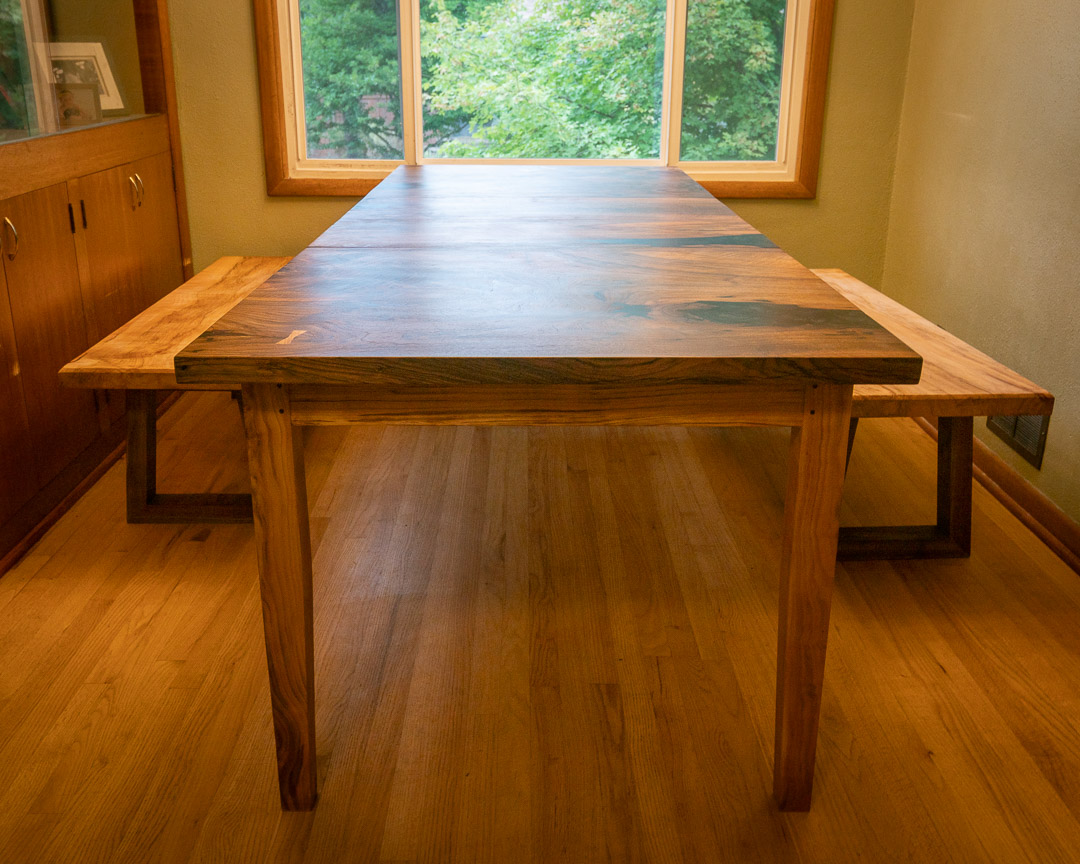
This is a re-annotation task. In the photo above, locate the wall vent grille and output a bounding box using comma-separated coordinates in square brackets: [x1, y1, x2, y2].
[986, 414, 1050, 469]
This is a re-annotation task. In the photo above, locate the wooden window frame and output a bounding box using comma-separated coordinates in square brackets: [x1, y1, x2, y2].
[252, 0, 834, 198]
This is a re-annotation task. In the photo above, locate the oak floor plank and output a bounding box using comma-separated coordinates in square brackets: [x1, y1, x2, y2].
[2, 393, 1080, 862]
[304, 427, 459, 863]
[377, 428, 489, 863]
[448, 427, 531, 864]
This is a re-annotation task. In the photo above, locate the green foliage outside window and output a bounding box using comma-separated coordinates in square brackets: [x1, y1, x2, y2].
[298, 0, 785, 161]
[0, 0, 34, 142]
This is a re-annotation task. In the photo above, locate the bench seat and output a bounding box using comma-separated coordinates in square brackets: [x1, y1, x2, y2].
[60, 258, 1054, 562]
[61, 257, 289, 523]
[812, 270, 1054, 420]
[813, 269, 1053, 560]
[61, 257, 291, 391]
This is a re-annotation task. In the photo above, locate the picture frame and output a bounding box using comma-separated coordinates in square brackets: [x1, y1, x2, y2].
[53, 81, 102, 127]
[49, 41, 122, 111]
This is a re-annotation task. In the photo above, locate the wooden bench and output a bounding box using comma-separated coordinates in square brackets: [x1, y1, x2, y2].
[60, 258, 1054, 562]
[814, 269, 1054, 560]
[60, 256, 290, 523]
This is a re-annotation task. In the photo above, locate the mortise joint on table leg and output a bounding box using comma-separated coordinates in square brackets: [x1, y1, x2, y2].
[242, 383, 318, 810]
[774, 382, 852, 811]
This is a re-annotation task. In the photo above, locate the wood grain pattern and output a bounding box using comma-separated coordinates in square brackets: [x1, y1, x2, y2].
[288, 383, 806, 427]
[773, 382, 852, 810]
[5, 393, 1080, 859]
[814, 269, 1053, 418]
[177, 169, 921, 388]
[242, 383, 318, 810]
[60, 256, 289, 390]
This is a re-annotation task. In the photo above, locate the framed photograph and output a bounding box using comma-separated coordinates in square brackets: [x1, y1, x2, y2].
[54, 81, 101, 127]
[49, 41, 122, 111]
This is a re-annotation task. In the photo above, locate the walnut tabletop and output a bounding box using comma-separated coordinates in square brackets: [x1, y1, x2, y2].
[172, 166, 925, 815]
[174, 167, 920, 388]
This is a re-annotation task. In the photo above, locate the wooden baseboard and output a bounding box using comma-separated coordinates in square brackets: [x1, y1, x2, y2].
[0, 392, 183, 577]
[914, 417, 1080, 574]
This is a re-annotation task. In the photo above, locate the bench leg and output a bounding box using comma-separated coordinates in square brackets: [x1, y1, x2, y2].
[838, 416, 973, 560]
[936, 416, 973, 555]
[125, 389, 254, 524]
[845, 417, 859, 474]
[126, 389, 157, 523]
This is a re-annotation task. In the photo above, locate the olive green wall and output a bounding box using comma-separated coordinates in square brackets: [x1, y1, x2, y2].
[167, 1, 355, 271]
[882, 0, 1080, 520]
[167, 0, 916, 280]
[730, 1, 915, 285]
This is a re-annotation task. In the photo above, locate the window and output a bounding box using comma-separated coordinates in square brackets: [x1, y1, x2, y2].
[253, 0, 834, 197]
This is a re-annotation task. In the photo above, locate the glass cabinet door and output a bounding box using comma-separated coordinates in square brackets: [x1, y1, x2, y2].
[1, 0, 146, 144]
[0, 0, 50, 142]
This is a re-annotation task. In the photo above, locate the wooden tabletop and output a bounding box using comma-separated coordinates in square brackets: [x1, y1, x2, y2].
[175, 167, 921, 388]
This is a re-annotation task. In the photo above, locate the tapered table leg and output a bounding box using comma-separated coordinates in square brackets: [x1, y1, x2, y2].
[774, 383, 852, 811]
[242, 383, 318, 810]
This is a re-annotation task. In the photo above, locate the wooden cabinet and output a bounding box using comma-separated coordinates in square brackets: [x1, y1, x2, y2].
[129, 152, 185, 308]
[74, 165, 144, 347]
[0, 156, 185, 557]
[0, 184, 99, 486]
[0, 0, 191, 572]
[74, 150, 184, 422]
[75, 151, 182, 345]
[0, 262, 36, 526]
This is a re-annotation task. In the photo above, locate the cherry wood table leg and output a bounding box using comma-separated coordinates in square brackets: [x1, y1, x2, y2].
[774, 382, 853, 811]
[241, 383, 318, 810]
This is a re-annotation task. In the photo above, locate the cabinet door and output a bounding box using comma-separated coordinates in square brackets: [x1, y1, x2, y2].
[73, 164, 143, 345]
[0, 263, 36, 526]
[76, 151, 183, 344]
[0, 184, 100, 487]
[128, 151, 184, 308]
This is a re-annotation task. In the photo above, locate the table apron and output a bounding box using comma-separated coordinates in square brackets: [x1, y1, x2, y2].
[284, 382, 815, 427]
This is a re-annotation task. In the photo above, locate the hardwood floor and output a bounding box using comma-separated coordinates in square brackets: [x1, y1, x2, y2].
[2, 391, 1079, 862]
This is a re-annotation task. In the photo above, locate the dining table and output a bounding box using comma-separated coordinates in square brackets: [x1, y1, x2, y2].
[175, 165, 922, 812]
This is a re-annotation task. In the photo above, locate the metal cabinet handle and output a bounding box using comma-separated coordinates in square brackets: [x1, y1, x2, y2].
[3, 218, 17, 261]
[134, 173, 145, 207]
[129, 176, 139, 210]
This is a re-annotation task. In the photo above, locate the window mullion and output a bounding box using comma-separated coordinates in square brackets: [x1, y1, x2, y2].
[665, 0, 688, 166]
[398, 0, 424, 164]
